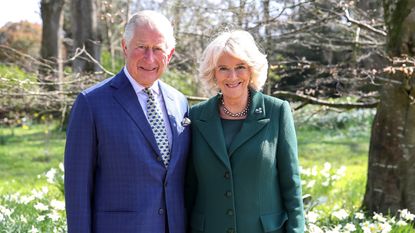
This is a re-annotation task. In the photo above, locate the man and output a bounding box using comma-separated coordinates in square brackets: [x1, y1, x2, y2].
[64, 10, 190, 233]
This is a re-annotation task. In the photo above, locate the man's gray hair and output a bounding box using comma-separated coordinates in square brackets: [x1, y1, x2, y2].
[123, 10, 176, 50]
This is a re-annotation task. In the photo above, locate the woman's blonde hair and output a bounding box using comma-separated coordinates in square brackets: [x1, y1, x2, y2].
[198, 30, 268, 92]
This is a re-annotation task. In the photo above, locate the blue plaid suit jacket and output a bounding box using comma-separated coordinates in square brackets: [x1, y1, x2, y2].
[64, 70, 191, 233]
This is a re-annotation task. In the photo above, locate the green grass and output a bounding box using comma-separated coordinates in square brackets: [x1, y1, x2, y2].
[298, 128, 369, 166]
[0, 123, 65, 194]
[297, 125, 369, 208]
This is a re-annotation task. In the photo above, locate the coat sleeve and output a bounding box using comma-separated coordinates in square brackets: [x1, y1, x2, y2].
[64, 93, 97, 233]
[276, 101, 305, 233]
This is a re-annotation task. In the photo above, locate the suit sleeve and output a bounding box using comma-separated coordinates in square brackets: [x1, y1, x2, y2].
[184, 108, 198, 227]
[64, 93, 97, 233]
[276, 101, 305, 233]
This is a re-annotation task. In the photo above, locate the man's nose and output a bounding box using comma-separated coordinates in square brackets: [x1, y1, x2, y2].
[144, 48, 155, 62]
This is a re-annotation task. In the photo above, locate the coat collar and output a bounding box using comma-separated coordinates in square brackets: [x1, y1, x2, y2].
[195, 89, 270, 168]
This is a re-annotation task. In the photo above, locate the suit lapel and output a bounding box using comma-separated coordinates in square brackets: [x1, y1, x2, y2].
[228, 90, 270, 155]
[159, 81, 182, 169]
[195, 95, 230, 169]
[111, 71, 161, 157]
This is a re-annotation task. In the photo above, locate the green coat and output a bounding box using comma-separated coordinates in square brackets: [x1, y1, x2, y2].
[186, 90, 304, 233]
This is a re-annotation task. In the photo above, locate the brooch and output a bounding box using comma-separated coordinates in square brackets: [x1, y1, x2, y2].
[254, 107, 263, 114]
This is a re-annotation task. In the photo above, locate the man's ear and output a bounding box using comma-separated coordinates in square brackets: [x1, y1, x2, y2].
[167, 48, 175, 63]
[121, 39, 127, 56]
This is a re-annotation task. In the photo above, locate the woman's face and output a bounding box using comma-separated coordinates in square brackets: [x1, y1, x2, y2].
[215, 52, 251, 101]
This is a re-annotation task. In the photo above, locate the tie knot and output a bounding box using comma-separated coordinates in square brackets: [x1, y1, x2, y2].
[144, 88, 154, 99]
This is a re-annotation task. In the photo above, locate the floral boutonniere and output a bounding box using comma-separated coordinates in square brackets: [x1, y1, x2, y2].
[181, 117, 191, 127]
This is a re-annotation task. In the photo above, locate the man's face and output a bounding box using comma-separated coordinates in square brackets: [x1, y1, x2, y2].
[122, 25, 174, 87]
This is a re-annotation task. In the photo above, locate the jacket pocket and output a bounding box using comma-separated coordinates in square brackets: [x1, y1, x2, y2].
[260, 212, 288, 232]
[190, 211, 205, 232]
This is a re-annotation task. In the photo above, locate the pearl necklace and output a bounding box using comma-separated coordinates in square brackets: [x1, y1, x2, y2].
[221, 91, 251, 118]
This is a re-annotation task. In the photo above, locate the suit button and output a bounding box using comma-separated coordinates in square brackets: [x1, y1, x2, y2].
[226, 209, 234, 216]
[224, 171, 230, 179]
[157, 157, 162, 161]
[227, 228, 235, 233]
[158, 208, 165, 215]
[224, 191, 232, 197]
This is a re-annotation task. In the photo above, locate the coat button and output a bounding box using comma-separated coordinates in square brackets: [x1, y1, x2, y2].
[227, 228, 235, 233]
[224, 191, 232, 197]
[157, 157, 162, 161]
[224, 171, 230, 179]
[158, 208, 164, 215]
[226, 209, 234, 216]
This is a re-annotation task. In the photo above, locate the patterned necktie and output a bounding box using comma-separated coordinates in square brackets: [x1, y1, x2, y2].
[144, 88, 170, 167]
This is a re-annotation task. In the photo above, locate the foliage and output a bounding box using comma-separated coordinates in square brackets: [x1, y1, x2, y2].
[295, 103, 376, 133]
[302, 163, 415, 232]
[0, 122, 65, 192]
[163, 68, 198, 96]
[0, 166, 66, 232]
[0, 21, 42, 62]
[0, 64, 37, 88]
[100, 50, 124, 74]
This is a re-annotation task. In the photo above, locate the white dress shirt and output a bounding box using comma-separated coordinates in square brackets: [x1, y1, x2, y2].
[123, 66, 173, 149]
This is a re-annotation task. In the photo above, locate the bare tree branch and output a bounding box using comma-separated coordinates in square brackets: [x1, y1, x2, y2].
[274, 91, 379, 109]
[343, 9, 387, 36]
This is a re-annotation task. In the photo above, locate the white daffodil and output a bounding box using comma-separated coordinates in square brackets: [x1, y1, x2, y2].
[332, 209, 348, 220]
[354, 212, 365, 220]
[306, 211, 319, 223]
[50, 200, 65, 211]
[399, 209, 415, 221]
[29, 226, 39, 233]
[344, 223, 356, 232]
[34, 202, 49, 211]
[45, 168, 57, 184]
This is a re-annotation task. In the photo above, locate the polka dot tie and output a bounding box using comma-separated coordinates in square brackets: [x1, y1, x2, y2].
[144, 88, 170, 167]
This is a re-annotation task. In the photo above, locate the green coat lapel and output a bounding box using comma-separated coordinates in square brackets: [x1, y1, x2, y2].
[194, 95, 230, 169]
[228, 90, 270, 155]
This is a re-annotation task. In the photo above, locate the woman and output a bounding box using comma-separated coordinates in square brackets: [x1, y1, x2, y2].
[186, 30, 304, 233]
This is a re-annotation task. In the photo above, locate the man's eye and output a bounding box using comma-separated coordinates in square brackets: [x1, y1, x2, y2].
[153, 47, 165, 53]
[137, 45, 146, 49]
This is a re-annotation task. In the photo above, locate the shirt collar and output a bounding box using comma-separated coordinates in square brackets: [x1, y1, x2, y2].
[123, 66, 160, 96]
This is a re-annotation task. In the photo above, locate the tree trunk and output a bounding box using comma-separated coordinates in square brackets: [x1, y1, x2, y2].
[71, 0, 101, 73]
[40, 0, 65, 85]
[363, 0, 415, 215]
[262, 0, 271, 95]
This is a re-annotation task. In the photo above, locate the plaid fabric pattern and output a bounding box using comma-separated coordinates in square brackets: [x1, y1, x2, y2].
[144, 88, 170, 167]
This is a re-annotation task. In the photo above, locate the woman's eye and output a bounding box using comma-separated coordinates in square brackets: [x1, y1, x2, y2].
[219, 67, 229, 71]
[236, 65, 247, 70]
